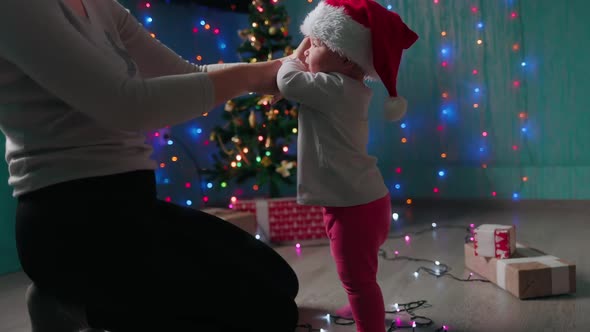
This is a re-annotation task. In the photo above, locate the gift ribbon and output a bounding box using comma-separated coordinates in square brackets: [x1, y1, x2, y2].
[255, 200, 270, 230]
[474, 224, 515, 257]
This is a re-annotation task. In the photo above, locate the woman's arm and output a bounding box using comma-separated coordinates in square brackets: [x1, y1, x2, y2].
[0, 0, 276, 132]
[210, 60, 282, 107]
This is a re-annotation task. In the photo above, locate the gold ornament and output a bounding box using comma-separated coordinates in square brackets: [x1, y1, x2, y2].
[284, 46, 294, 56]
[249, 111, 257, 128]
[251, 40, 262, 50]
[261, 156, 272, 167]
[214, 134, 235, 156]
[276, 160, 296, 178]
[266, 109, 278, 121]
[258, 95, 273, 105]
[238, 29, 250, 39]
[264, 20, 270, 26]
[269, 27, 278, 35]
[289, 108, 298, 117]
[232, 136, 242, 145]
[225, 100, 235, 112]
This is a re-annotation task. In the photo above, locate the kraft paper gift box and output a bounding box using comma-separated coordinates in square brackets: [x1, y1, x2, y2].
[201, 208, 257, 236]
[233, 197, 327, 244]
[473, 224, 516, 259]
[464, 242, 576, 299]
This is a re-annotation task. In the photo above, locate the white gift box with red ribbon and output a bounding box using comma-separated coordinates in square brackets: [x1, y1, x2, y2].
[233, 197, 328, 244]
[473, 224, 516, 259]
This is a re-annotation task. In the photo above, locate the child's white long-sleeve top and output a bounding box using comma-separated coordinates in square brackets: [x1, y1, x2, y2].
[277, 59, 389, 207]
[0, 0, 236, 197]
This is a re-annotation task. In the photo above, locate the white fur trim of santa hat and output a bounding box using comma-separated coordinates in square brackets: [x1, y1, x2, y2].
[300, 0, 418, 122]
[300, 1, 378, 79]
[384, 96, 407, 121]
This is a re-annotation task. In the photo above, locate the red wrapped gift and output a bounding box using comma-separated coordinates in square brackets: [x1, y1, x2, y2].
[233, 197, 328, 244]
[473, 224, 516, 259]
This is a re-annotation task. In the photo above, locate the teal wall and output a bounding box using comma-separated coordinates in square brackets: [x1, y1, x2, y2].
[284, 0, 590, 200]
[0, 135, 19, 275]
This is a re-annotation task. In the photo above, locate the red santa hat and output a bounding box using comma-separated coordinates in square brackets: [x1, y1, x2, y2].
[300, 0, 418, 121]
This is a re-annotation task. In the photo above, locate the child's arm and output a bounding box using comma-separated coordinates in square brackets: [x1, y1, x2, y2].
[276, 59, 345, 111]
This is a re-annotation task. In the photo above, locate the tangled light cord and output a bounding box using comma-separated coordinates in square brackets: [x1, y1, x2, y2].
[296, 223, 490, 331]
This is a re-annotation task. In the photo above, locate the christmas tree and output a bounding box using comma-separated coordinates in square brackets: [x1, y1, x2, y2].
[205, 0, 298, 198]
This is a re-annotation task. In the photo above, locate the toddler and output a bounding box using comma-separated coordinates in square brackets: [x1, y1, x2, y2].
[277, 0, 418, 331]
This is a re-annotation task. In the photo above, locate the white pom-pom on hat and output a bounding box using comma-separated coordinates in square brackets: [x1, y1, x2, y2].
[384, 96, 408, 122]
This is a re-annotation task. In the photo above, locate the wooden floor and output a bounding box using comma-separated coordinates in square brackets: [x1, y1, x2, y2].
[1, 201, 589, 332]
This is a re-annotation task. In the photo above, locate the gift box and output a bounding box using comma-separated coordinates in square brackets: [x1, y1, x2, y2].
[201, 208, 257, 236]
[232, 197, 328, 244]
[464, 242, 576, 299]
[473, 224, 516, 259]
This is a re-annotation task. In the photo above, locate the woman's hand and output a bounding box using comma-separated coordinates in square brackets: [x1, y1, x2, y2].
[266, 37, 310, 104]
[248, 59, 283, 97]
[208, 59, 282, 107]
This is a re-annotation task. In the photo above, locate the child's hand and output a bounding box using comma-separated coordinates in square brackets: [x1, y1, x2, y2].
[292, 37, 310, 63]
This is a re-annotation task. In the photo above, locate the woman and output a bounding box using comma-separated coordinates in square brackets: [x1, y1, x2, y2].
[0, 0, 300, 331]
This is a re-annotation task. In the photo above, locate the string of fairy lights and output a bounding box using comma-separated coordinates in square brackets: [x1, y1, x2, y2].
[382, 0, 531, 206]
[138, 0, 235, 206]
[292, 222, 488, 331]
[512, 0, 534, 200]
[141, 0, 533, 209]
[133, 1, 529, 330]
